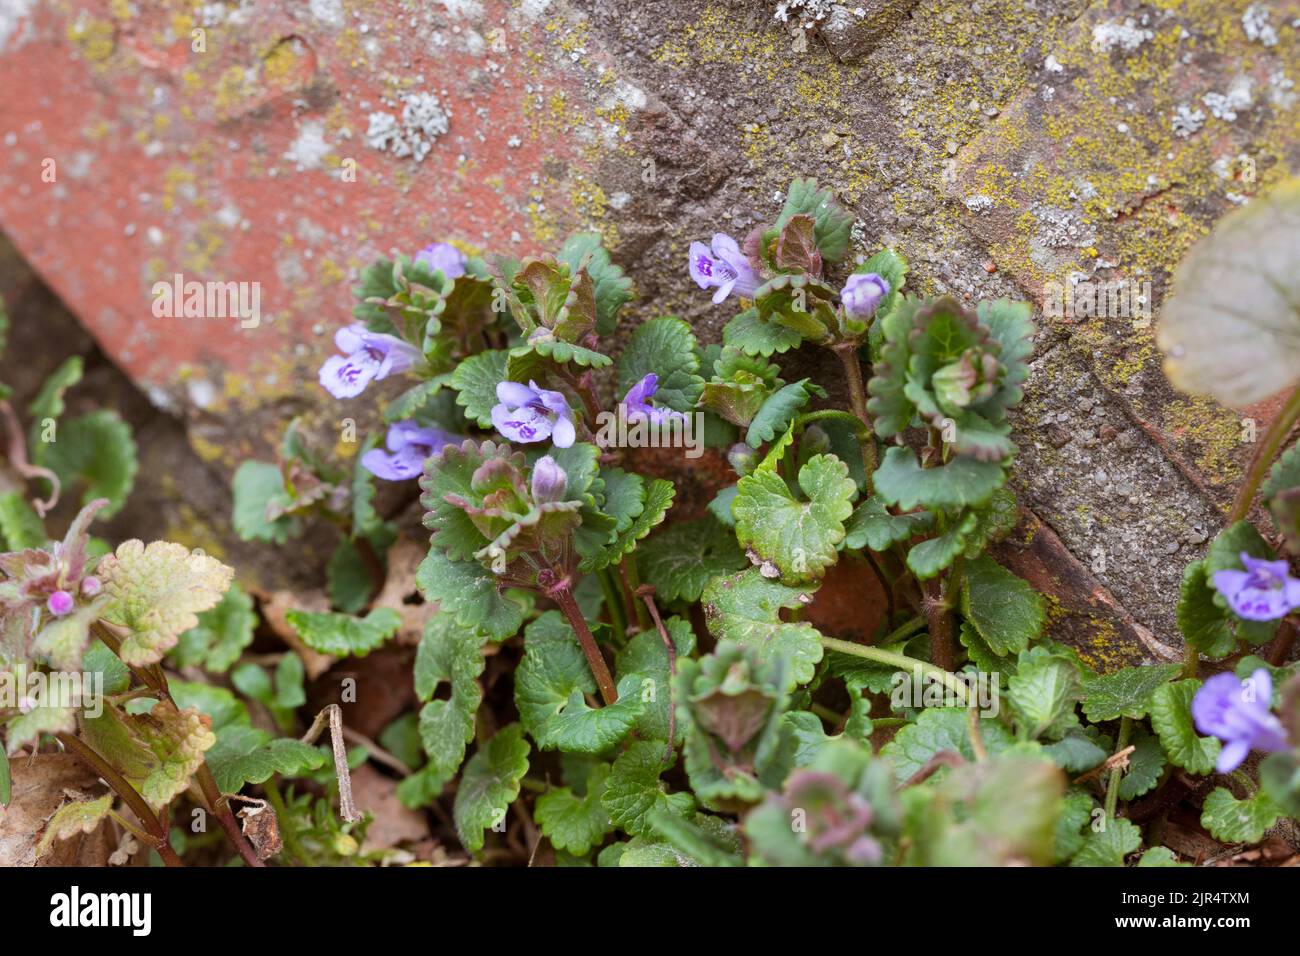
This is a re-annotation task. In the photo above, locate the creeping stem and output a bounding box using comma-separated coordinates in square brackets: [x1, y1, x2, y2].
[818, 636, 972, 705]
[56, 732, 184, 867]
[831, 341, 877, 486]
[1230, 384, 1300, 524]
[1104, 716, 1134, 821]
[89, 621, 265, 867]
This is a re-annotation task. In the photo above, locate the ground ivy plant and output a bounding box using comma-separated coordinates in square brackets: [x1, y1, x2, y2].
[9, 179, 1298, 866]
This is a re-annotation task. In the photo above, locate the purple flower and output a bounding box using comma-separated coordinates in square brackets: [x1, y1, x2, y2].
[1211, 552, 1300, 622]
[1192, 668, 1289, 772]
[491, 380, 575, 448]
[620, 373, 686, 425]
[362, 420, 460, 481]
[530, 456, 568, 504]
[81, 576, 101, 597]
[414, 242, 467, 280]
[319, 325, 422, 400]
[689, 234, 761, 304]
[841, 272, 890, 318]
[47, 590, 74, 616]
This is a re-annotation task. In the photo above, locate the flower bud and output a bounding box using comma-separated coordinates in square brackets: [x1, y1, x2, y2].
[530, 455, 568, 504]
[81, 576, 102, 597]
[727, 443, 758, 476]
[47, 590, 74, 616]
[841, 272, 890, 318]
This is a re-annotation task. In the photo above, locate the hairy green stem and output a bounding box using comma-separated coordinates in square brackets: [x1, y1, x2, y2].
[595, 568, 627, 644]
[1230, 385, 1300, 524]
[878, 614, 926, 646]
[819, 637, 972, 705]
[620, 558, 651, 632]
[1104, 716, 1133, 821]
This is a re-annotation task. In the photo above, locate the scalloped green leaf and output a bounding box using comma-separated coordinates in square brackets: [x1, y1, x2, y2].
[880, 708, 1015, 784]
[617, 316, 703, 413]
[1069, 818, 1141, 867]
[515, 611, 643, 752]
[174, 582, 257, 673]
[959, 555, 1045, 656]
[907, 511, 977, 580]
[284, 607, 401, 658]
[415, 615, 485, 777]
[1150, 680, 1221, 774]
[450, 350, 510, 428]
[733, 454, 856, 583]
[1119, 728, 1165, 801]
[636, 517, 746, 604]
[578, 479, 674, 573]
[745, 379, 819, 448]
[1201, 786, 1284, 844]
[231, 460, 298, 544]
[414, 549, 525, 640]
[454, 723, 530, 853]
[98, 539, 234, 666]
[844, 496, 932, 551]
[873, 446, 1004, 511]
[701, 570, 824, 689]
[1079, 663, 1182, 723]
[601, 740, 694, 838]
[535, 764, 615, 855]
[722, 308, 802, 357]
[37, 411, 137, 519]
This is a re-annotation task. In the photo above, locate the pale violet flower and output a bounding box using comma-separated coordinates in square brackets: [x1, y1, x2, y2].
[414, 242, 466, 279]
[361, 420, 460, 481]
[841, 272, 890, 318]
[530, 456, 568, 504]
[1212, 552, 1300, 622]
[1192, 668, 1289, 772]
[620, 373, 686, 425]
[319, 325, 421, 400]
[491, 381, 575, 448]
[689, 234, 761, 304]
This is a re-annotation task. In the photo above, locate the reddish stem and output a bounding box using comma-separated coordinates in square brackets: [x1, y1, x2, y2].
[549, 579, 619, 705]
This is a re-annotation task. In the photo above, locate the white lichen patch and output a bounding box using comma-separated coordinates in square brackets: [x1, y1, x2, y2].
[1090, 18, 1153, 54]
[0, 0, 34, 51]
[308, 0, 344, 28]
[773, 0, 836, 29]
[1171, 104, 1205, 138]
[366, 92, 450, 162]
[1202, 76, 1254, 122]
[1242, 4, 1279, 47]
[283, 121, 332, 171]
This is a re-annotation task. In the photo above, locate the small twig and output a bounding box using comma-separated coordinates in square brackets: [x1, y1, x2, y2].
[1073, 744, 1136, 786]
[0, 400, 60, 516]
[343, 726, 413, 777]
[903, 750, 965, 787]
[301, 704, 363, 822]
